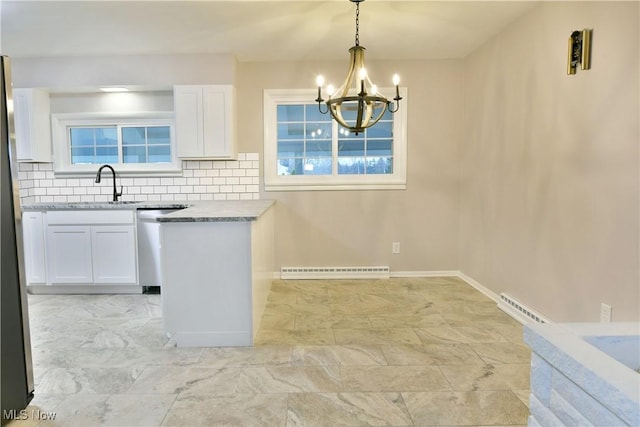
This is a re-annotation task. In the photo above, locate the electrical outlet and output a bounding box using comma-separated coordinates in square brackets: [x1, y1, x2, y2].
[600, 303, 612, 322]
[392, 242, 400, 254]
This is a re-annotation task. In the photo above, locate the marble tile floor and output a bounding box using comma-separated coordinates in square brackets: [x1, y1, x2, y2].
[9, 277, 531, 426]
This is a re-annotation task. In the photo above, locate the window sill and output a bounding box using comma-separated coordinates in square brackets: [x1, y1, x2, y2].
[53, 167, 184, 178]
[265, 182, 407, 191]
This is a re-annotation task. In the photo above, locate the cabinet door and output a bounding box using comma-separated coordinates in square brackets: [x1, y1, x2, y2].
[202, 86, 235, 158]
[174, 85, 236, 159]
[22, 212, 47, 284]
[174, 85, 204, 158]
[46, 225, 93, 283]
[13, 88, 52, 162]
[91, 226, 137, 284]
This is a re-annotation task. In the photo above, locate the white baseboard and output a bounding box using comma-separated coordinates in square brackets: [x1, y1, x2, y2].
[390, 270, 460, 278]
[280, 266, 390, 279]
[456, 271, 500, 303]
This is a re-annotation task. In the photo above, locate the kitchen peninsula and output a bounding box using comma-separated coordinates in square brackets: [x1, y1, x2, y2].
[157, 200, 275, 347]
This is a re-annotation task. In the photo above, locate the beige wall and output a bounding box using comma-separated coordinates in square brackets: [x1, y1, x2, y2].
[236, 60, 464, 271]
[460, 1, 639, 321]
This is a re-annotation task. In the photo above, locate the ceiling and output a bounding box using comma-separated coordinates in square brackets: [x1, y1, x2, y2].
[0, 0, 537, 61]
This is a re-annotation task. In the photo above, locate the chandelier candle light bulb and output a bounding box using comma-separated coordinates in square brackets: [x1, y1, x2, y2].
[314, 0, 402, 135]
[393, 74, 401, 99]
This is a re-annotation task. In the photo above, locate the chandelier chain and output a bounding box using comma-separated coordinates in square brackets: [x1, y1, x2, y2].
[355, 2, 360, 46]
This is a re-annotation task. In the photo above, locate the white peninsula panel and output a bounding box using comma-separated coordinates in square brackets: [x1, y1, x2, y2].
[159, 200, 275, 347]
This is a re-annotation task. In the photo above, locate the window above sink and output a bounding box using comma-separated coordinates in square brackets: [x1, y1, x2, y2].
[51, 112, 181, 176]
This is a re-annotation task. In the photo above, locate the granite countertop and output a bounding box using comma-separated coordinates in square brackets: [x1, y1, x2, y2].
[21, 201, 190, 211]
[157, 200, 274, 222]
[22, 200, 275, 222]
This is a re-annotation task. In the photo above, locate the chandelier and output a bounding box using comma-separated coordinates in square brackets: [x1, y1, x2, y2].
[315, 0, 401, 135]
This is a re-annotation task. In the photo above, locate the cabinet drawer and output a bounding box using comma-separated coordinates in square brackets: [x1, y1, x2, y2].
[46, 210, 134, 225]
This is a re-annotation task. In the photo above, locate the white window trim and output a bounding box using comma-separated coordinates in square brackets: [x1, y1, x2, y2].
[263, 88, 407, 191]
[51, 112, 181, 176]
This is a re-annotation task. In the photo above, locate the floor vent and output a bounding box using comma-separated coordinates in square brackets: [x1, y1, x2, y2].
[498, 293, 549, 324]
[281, 266, 390, 280]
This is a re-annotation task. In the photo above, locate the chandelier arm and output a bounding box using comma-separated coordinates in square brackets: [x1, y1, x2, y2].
[363, 103, 388, 129]
[329, 105, 354, 131]
[387, 100, 400, 114]
[317, 102, 329, 115]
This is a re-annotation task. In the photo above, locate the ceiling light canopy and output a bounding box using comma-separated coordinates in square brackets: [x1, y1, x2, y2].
[315, 0, 402, 135]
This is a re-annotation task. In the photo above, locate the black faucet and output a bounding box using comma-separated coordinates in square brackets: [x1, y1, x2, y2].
[95, 164, 123, 202]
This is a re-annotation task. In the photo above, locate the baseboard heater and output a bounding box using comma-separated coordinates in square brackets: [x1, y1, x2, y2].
[498, 293, 550, 324]
[280, 266, 390, 280]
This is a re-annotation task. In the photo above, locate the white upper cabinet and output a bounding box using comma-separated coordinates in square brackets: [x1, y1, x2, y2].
[13, 88, 52, 162]
[174, 85, 236, 160]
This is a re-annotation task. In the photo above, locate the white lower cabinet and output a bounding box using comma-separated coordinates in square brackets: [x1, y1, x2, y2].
[22, 212, 47, 284]
[91, 226, 137, 283]
[46, 226, 93, 283]
[42, 210, 138, 288]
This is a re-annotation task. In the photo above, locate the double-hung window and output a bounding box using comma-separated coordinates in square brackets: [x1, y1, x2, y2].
[264, 89, 407, 191]
[51, 112, 179, 174]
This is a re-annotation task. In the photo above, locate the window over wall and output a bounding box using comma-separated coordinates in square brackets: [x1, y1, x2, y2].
[264, 89, 407, 191]
[52, 113, 179, 174]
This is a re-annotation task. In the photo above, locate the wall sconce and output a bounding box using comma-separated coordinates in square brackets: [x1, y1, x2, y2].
[567, 29, 593, 75]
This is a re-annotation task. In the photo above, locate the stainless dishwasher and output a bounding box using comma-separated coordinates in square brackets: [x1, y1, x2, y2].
[137, 209, 177, 289]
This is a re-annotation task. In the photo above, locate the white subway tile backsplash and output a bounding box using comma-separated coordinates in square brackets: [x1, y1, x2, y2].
[173, 177, 187, 186]
[18, 153, 261, 205]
